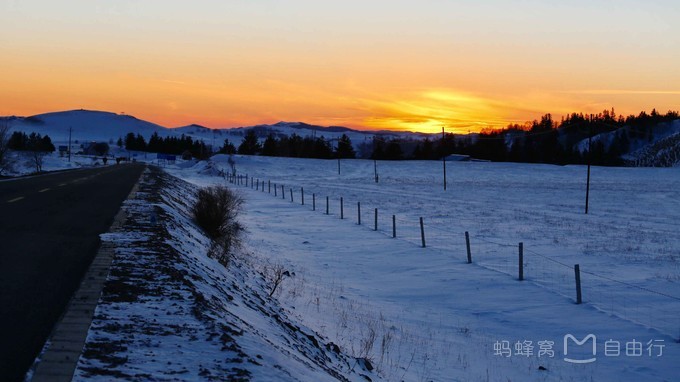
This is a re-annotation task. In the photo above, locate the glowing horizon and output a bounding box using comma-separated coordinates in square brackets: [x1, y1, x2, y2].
[1, 1, 679, 134]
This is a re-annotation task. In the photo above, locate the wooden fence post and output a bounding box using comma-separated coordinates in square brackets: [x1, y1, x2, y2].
[518, 242, 524, 281]
[256, 179, 259, 191]
[274, 183, 277, 197]
[290, 188, 293, 202]
[281, 185, 285, 199]
[374, 208, 378, 231]
[326, 196, 329, 215]
[357, 202, 361, 225]
[313, 193, 316, 211]
[574, 264, 582, 304]
[340, 197, 344, 219]
[301, 187, 304, 205]
[392, 215, 396, 238]
[268, 180, 271, 193]
[465, 231, 472, 263]
[420, 217, 426, 248]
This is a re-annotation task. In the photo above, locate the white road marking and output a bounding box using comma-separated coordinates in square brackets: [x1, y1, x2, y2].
[59, 183, 67, 187]
[7, 196, 24, 203]
[38, 188, 50, 193]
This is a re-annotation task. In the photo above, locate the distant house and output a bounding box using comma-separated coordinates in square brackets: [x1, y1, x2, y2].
[83, 142, 110, 156]
[444, 154, 490, 162]
[444, 154, 471, 161]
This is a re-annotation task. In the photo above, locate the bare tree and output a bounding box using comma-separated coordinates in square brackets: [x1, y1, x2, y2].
[31, 149, 46, 173]
[27, 132, 52, 173]
[0, 120, 13, 175]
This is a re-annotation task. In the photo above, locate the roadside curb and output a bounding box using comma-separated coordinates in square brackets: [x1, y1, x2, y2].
[28, 166, 146, 382]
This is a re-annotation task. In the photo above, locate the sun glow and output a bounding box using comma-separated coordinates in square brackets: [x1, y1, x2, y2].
[357, 90, 543, 134]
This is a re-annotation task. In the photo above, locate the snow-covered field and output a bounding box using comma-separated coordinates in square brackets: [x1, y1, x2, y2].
[165, 155, 679, 381]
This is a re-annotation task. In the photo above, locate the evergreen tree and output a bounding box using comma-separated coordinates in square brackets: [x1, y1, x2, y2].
[219, 139, 236, 154]
[124, 132, 137, 150]
[313, 137, 333, 158]
[147, 132, 162, 153]
[384, 140, 403, 160]
[8, 131, 28, 150]
[261, 134, 278, 156]
[288, 134, 303, 157]
[421, 138, 434, 159]
[370, 136, 385, 160]
[335, 134, 356, 159]
[238, 130, 261, 155]
[135, 134, 147, 151]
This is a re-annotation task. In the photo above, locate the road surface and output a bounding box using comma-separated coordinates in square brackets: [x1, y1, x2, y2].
[0, 164, 145, 382]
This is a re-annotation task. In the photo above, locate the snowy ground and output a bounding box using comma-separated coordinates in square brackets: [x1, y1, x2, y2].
[164, 155, 679, 381]
[20, 152, 675, 380]
[74, 167, 377, 381]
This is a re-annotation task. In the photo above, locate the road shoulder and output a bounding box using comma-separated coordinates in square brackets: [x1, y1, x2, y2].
[28, 168, 145, 382]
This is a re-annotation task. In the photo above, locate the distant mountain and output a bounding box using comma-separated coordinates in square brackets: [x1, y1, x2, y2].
[1, 110, 430, 148]
[1, 110, 169, 143]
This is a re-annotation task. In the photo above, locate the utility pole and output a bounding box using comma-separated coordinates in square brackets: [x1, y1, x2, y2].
[442, 126, 447, 190]
[68, 126, 72, 162]
[585, 118, 593, 214]
[374, 159, 378, 183]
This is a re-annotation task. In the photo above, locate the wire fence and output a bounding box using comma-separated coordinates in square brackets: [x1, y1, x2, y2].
[220, 168, 680, 341]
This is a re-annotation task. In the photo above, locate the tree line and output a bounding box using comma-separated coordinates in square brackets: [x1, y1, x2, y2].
[232, 130, 356, 159]
[448, 109, 679, 166]
[7, 131, 55, 152]
[368, 109, 679, 166]
[121, 132, 211, 159]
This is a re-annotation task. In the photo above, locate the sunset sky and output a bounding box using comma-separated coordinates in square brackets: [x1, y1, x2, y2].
[1, 0, 679, 133]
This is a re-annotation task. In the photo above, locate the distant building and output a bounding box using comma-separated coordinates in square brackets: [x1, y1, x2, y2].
[83, 142, 110, 156]
[444, 154, 471, 161]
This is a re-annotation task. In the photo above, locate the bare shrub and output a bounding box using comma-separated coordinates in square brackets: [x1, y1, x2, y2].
[192, 185, 244, 266]
[264, 262, 290, 297]
[358, 320, 377, 360]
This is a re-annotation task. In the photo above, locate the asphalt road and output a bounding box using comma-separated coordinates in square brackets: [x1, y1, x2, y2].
[0, 163, 145, 382]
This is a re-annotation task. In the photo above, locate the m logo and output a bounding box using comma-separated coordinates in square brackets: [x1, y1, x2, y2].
[563, 334, 597, 364]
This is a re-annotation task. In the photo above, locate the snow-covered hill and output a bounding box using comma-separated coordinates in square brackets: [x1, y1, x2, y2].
[2, 110, 171, 143]
[625, 131, 680, 167]
[2, 110, 429, 149]
[576, 119, 680, 166]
